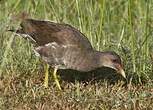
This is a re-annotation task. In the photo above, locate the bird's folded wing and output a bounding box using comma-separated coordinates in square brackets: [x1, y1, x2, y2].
[11, 19, 93, 50]
[34, 42, 84, 68]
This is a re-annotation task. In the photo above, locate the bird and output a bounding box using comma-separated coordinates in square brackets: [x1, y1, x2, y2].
[9, 19, 126, 90]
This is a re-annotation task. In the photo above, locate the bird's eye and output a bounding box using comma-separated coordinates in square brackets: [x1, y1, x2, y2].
[112, 59, 118, 63]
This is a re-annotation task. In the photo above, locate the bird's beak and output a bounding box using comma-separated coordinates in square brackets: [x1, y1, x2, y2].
[103, 63, 126, 78]
[112, 64, 126, 78]
[118, 68, 126, 78]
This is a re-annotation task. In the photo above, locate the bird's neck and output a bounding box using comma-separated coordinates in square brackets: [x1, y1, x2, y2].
[85, 50, 101, 64]
[91, 50, 106, 68]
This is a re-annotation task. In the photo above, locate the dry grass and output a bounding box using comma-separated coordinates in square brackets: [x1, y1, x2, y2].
[0, 71, 153, 110]
[1, 0, 153, 109]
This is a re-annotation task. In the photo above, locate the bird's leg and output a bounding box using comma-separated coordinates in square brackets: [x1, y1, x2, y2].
[53, 67, 62, 90]
[44, 64, 49, 88]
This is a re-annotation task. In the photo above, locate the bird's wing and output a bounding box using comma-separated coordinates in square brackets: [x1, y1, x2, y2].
[35, 42, 99, 71]
[34, 42, 85, 69]
[12, 19, 93, 50]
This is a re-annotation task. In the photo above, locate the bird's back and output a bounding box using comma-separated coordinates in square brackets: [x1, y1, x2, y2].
[17, 19, 93, 50]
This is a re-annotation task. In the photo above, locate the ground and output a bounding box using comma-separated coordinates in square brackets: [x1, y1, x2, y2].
[0, 0, 153, 110]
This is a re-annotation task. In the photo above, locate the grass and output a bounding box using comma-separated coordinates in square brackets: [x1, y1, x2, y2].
[0, 0, 153, 109]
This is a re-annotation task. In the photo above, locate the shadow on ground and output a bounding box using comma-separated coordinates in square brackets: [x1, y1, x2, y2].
[57, 67, 126, 84]
[55, 67, 149, 87]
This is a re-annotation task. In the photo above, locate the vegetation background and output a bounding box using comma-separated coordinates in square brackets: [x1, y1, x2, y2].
[0, 0, 153, 109]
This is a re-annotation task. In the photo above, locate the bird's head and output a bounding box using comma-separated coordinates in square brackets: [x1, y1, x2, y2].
[98, 51, 126, 78]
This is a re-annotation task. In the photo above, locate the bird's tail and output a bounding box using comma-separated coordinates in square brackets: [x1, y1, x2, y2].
[8, 26, 36, 43]
[8, 28, 25, 34]
[8, 11, 33, 35]
[8, 11, 31, 35]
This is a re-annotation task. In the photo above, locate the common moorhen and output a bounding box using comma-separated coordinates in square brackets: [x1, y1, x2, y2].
[9, 19, 126, 90]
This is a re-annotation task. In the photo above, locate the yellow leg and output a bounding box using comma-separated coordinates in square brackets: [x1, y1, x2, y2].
[44, 64, 49, 88]
[53, 67, 62, 90]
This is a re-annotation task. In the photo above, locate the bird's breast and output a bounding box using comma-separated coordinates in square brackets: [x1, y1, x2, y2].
[63, 49, 98, 72]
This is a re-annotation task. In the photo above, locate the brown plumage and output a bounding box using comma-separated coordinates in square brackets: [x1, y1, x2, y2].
[9, 19, 126, 89]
